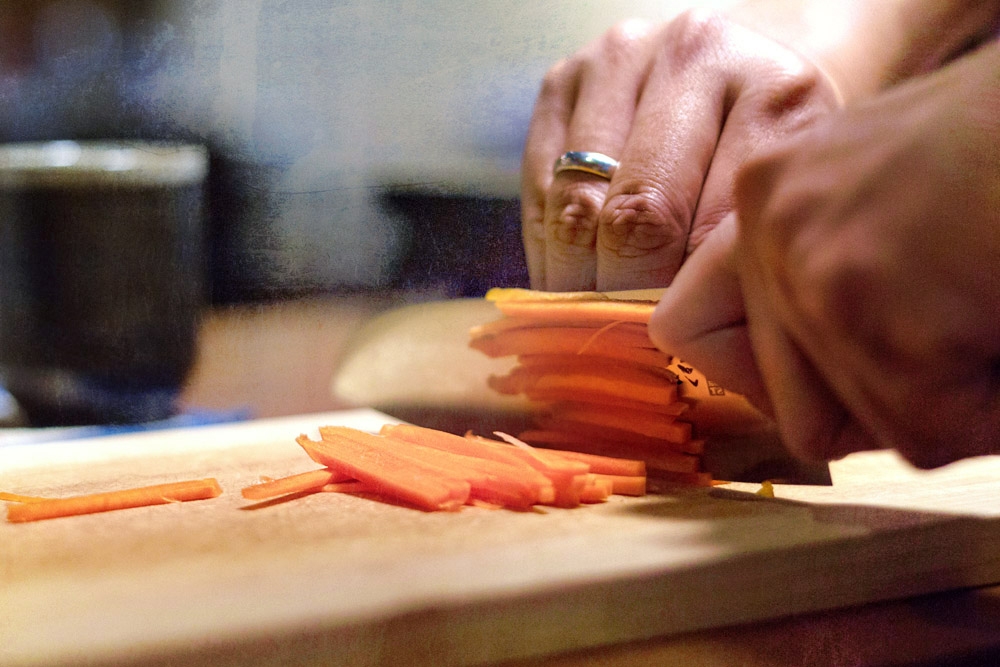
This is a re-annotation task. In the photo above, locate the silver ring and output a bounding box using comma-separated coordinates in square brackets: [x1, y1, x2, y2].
[553, 151, 619, 180]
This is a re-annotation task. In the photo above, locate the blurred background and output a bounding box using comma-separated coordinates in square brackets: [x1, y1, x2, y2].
[0, 0, 737, 304]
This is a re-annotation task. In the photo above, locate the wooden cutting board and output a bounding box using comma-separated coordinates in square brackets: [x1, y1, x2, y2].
[2, 409, 999, 667]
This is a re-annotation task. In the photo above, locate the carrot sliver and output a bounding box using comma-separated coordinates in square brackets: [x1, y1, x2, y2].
[5, 478, 222, 523]
[493, 299, 656, 325]
[485, 287, 611, 302]
[384, 424, 587, 478]
[579, 476, 613, 503]
[531, 448, 646, 477]
[592, 473, 647, 496]
[241, 468, 347, 501]
[301, 431, 469, 512]
[378, 434, 552, 509]
[321, 480, 374, 494]
[470, 326, 661, 362]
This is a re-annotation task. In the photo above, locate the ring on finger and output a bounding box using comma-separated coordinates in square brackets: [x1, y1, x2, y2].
[553, 151, 619, 180]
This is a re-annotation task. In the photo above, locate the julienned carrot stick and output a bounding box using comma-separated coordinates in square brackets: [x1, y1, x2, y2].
[5, 478, 222, 523]
[382, 424, 592, 508]
[579, 476, 613, 503]
[298, 432, 469, 512]
[470, 324, 662, 362]
[383, 424, 588, 478]
[529, 448, 646, 477]
[541, 405, 693, 445]
[492, 365, 680, 407]
[347, 426, 555, 509]
[241, 468, 349, 500]
[485, 287, 611, 302]
[515, 429, 702, 474]
[493, 299, 656, 325]
[321, 480, 374, 494]
[591, 474, 647, 496]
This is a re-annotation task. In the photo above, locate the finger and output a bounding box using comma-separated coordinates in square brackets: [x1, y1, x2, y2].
[733, 183, 878, 461]
[521, 58, 576, 289]
[648, 213, 770, 409]
[739, 264, 873, 461]
[541, 20, 655, 291]
[595, 12, 735, 291]
[687, 38, 840, 257]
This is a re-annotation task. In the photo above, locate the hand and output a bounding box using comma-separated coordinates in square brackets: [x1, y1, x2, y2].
[520, 9, 840, 292]
[649, 41, 1000, 468]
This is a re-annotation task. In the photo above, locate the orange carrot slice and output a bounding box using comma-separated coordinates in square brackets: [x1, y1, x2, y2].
[591, 473, 647, 496]
[300, 431, 469, 512]
[241, 468, 348, 501]
[376, 433, 554, 509]
[579, 476, 613, 503]
[485, 287, 611, 302]
[383, 424, 588, 478]
[321, 480, 375, 494]
[493, 299, 656, 325]
[470, 325, 663, 363]
[529, 448, 646, 477]
[540, 404, 692, 444]
[492, 364, 680, 407]
[382, 424, 591, 508]
[5, 478, 222, 523]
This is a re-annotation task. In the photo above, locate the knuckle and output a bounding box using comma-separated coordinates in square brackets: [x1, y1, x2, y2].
[548, 181, 604, 248]
[600, 186, 690, 258]
[657, 9, 729, 67]
[761, 62, 838, 121]
[538, 57, 577, 98]
[595, 19, 654, 62]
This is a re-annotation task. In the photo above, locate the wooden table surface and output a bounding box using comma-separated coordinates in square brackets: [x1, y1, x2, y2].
[175, 295, 1000, 666]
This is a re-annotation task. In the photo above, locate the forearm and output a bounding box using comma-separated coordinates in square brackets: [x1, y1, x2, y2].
[726, 0, 1000, 102]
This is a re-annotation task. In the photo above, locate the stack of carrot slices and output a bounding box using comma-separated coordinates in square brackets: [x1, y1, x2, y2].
[469, 288, 712, 486]
[242, 423, 648, 512]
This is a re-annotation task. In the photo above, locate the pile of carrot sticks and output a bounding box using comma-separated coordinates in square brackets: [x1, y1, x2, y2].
[469, 288, 712, 486]
[245, 423, 648, 511]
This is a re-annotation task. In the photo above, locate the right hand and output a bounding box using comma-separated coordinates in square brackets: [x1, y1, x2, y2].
[520, 9, 841, 292]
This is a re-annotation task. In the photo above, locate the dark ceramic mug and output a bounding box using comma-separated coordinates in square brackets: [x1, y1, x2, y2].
[0, 141, 208, 426]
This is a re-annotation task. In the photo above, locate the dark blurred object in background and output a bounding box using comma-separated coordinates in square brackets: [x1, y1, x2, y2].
[381, 189, 528, 298]
[0, 141, 208, 426]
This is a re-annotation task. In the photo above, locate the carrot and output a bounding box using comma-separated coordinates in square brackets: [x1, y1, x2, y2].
[298, 432, 469, 512]
[579, 476, 613, 503]
[491, 364, 680, 407]
[515, 429, 702, 474]
[383, 424, 588, 479]
[591, 473, 647, 496]
[372, 430, 555, 509]
[321, 481, 375, 494]
[529, 448, 646, 477]
[470, 324, 663, 363]
[485, 287, 611, 302]
[5, 478, 222, 523]
[492, 299, 656, 325]
[241, 468, 348, 501]
[540, 404, 693, 445]
[381, 424, 592, 508]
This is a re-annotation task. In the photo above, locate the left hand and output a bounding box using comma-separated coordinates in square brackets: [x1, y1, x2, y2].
[649, 40, 1000, 468]
[521, 10, 840, 292]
